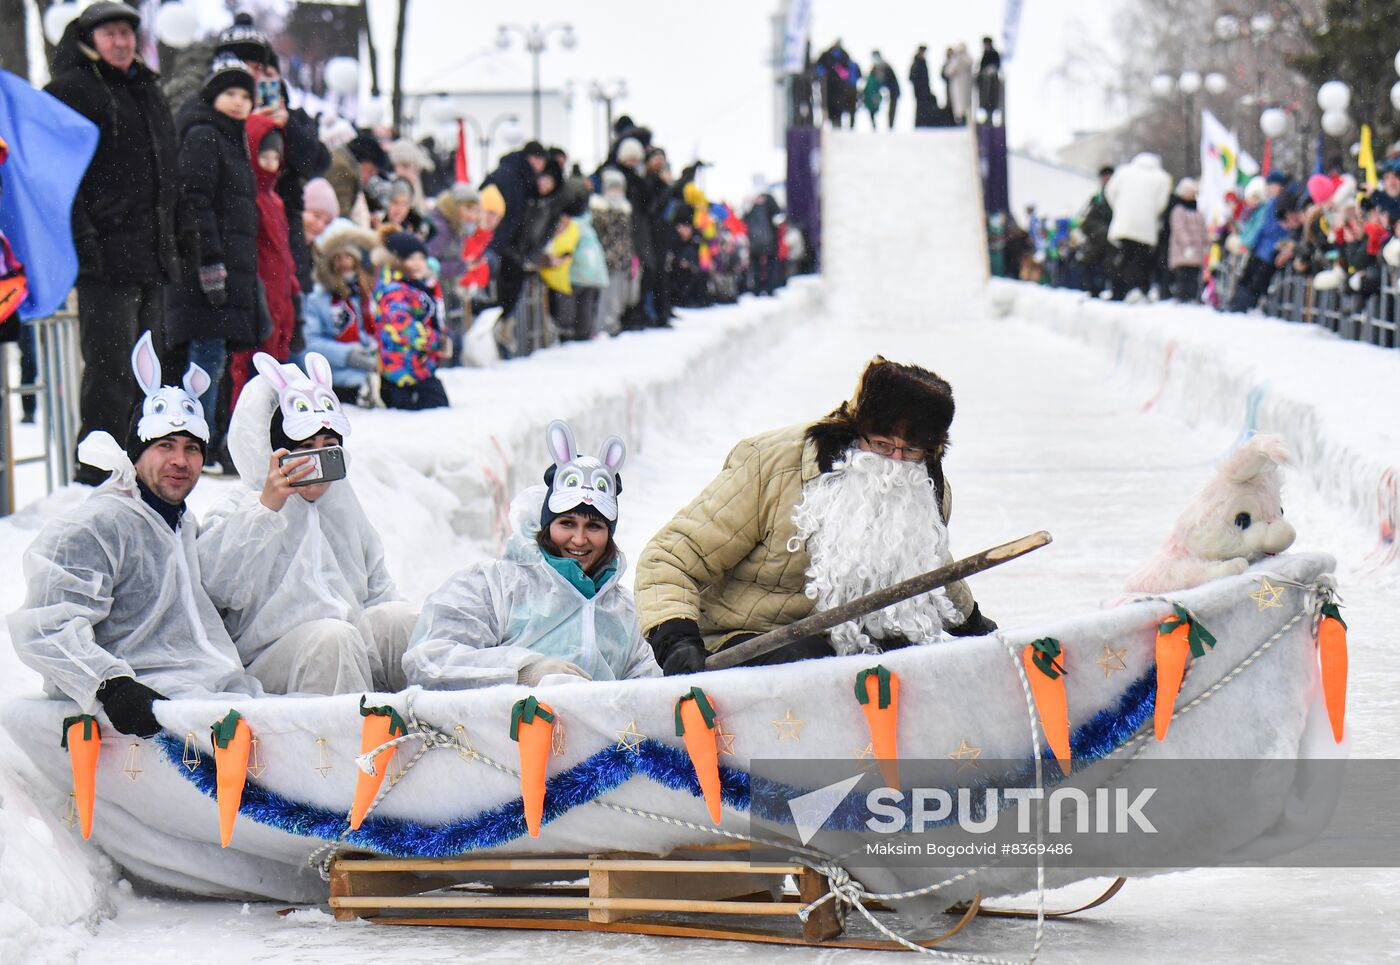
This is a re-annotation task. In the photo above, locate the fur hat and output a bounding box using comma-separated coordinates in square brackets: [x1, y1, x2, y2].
[214, 12, 274, 66]
[312, 222, 378, 293]
[616, 137, 645, 165]
[806, 356, 955, 478]
[388, 138, 435, 172]
[202, 54, 255, 104]
[347, 132, 388, 169]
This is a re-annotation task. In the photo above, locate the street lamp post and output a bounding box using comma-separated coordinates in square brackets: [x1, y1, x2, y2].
[459, 111, 522, 174]
[590, 79, 627, 153]
[496, 22, 577, 140]
[1152, 69, 1218, 175]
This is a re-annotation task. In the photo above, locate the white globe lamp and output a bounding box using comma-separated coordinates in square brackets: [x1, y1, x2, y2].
[324, 57, 361, 97]
[1259, 108, 1287, 139]
[1204, 72, 1228, 95]
[1317, 80, 1350, 113]
[154, 2, 198, 49]
[1151, 73, 1174, 98]
[1178, 71, 1202, 95]
[43, 1, 79, 45]
[1320, 109, 1350, 138]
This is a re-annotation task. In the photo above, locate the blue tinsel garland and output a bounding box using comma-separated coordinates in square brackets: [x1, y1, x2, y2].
[156, 671, 1155, 856]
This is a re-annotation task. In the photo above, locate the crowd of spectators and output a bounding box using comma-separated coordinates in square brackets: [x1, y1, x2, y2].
[805, 37, 1003, 130]
[28, 4, 810, 483]
[1002, 140, 1400, 323]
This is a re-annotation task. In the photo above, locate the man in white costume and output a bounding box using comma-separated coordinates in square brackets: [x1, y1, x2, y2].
[8, 333, 262, 737]
[196, 352, 416, 695]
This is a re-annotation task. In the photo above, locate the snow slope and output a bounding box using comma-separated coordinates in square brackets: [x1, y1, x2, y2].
[822, 128, 991, 324]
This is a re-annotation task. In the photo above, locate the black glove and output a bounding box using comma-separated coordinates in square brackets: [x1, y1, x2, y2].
[947, 603, 998, 638]
[199, 262, 228, 308]
[648, 618, 708, 676]
[96, 677, 167, 738]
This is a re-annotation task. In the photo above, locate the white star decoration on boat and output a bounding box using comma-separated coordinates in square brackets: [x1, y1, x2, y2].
[949, 738, 981, 772]
[1251, 577, 1284, 610]
[615, 720, 645, 753]
[1097, 644, 1128, 678]
[771, 710, 805, 741]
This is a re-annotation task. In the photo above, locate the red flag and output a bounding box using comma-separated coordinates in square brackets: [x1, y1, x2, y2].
[1261, 138, 1272, 177]
[455, 119, 469, 184]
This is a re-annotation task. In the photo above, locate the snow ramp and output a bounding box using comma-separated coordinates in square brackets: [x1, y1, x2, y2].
[821, 127, 990, 324]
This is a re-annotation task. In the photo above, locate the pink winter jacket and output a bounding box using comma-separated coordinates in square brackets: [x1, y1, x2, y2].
[1168, 204, 1209, 269]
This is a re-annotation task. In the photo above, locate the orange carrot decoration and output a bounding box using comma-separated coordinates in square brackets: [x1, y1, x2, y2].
[349, 697, 407, 831]
[1022, 640, 1071, 776]
[854, 666, 901, 787]
[510, 696, 556, 837]
[61, 714, 101, 840]
[675, 687, 723, 824]
[1154, 604, 1216, 741]
[1318, 602, 1348, 743]
[210, 710, 252, 847]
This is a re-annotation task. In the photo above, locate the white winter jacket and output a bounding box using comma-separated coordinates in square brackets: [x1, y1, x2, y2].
[196, 372, 399, 666]
[402, 489, 660, 689]
[1105, 153, 1174, 246]
[8, 464, 262, 711]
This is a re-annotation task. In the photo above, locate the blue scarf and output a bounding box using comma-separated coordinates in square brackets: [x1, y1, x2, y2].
[540, 550, 616, 600]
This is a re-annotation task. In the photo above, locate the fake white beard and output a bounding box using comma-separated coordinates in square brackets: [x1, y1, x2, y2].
[789, 449, 962, 655]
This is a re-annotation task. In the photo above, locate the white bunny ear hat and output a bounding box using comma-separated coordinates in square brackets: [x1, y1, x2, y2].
[130, 330, 211, 446]
[251, 351, 352, 441]
[542, 418, 626, 524]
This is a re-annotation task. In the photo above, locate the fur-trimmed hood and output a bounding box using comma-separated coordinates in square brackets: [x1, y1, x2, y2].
[312, 222, 380, 295]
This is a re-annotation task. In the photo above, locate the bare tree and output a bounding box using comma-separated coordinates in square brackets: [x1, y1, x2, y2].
[0, 0, 27, 77]
[390, 0, 408, 134]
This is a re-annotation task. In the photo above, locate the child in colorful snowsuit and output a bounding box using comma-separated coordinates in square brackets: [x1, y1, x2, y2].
[373, 231, 449, 410]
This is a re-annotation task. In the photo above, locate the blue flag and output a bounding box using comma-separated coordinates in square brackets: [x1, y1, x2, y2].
[0, 68, 99, 320]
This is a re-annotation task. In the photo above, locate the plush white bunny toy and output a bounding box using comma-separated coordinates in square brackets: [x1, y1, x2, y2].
[131, 330, 211, 445]
[251, 351, 352, 440]
[543, 419, 625, 522]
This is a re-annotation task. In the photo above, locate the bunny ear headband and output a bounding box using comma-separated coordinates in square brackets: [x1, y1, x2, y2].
[131, 331, 211, 445]
[251, 351, 352, 441]
[542, 419, 626, 523]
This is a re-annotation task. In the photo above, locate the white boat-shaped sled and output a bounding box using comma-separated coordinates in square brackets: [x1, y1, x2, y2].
[1, 553, 1346, 920]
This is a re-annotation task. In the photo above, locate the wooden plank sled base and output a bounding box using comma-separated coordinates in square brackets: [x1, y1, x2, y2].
[327, 849, 1122, 950]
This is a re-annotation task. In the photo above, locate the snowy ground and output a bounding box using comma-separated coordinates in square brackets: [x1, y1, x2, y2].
[3, 277, 1399, 963]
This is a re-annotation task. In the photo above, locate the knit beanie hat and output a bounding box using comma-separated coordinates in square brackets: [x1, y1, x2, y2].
[384, 231, 427, 261]
[214, 12, 274, 66]
[302, 178, 339, 221]
[258, 128, 284, 157]
[202, 54, 256, 104]
[479, 183, 506, 216]
[538, 420, 625, 535]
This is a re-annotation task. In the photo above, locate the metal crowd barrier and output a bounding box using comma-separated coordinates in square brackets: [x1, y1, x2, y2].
[0, 312, 82, 515]
[1257, 263, 1399, 348]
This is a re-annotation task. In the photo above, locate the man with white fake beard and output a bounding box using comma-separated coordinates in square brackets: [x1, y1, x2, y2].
[637, 357, 996, 674]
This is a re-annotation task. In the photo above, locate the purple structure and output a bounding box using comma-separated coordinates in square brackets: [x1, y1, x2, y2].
[978, 122, 1009, 214]
[785, 126, 822, 269]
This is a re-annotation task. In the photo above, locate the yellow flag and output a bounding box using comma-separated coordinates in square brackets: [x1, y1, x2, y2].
[1360, 124, 1378, 192]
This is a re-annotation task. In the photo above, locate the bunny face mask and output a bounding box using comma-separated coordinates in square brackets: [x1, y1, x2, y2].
[251, 351, 352, 442]
[131, 330, 211, 448]
[541, 419, 626, 530]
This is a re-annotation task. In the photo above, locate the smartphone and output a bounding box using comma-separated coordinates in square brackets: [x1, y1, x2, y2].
[257, 79, 281, 109]
[279, 445, 347, 486]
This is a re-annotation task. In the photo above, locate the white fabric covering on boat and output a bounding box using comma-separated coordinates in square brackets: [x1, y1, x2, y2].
[5, 487, 261, 712]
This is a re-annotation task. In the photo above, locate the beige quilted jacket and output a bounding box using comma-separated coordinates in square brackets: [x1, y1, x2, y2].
[635, 422, 974, 650]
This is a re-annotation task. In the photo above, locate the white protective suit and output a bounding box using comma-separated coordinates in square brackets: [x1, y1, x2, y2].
[196, 370, 415, 695]
[7, 438, 262, 712]
[403, 488, 661, 689]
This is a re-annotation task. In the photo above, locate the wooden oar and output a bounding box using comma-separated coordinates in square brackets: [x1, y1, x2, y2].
[704, 531, 1051, 670]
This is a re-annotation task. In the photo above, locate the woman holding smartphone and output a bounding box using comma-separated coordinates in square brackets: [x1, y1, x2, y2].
[402, 419, 660, 689]
[196, 351, 418, 696]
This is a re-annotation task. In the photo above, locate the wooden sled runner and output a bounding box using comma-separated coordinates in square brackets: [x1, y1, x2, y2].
[326, 845, 1126, 950]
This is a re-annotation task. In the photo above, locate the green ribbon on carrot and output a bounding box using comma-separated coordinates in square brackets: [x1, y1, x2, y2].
[1158, 604, 1217, 659]
[1320, 601, 1347, 629]
[210, 709, 243, 749]
[60, 713, 99, 749]
[1029, 639, 1066, 680]
[674, 687, 717, 735]
[854, 665, 894, 709]
[359, 695, 407, 738]
[510, 696, 556, 741]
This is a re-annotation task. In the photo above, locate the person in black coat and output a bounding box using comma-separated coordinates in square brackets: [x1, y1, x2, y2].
[879, 51, 901, 129]
[45, 2, 183, 484]
[481, 141, 548, 315]
[908, 46, 939, 128]
[164, 56, 262, 458]
[745, 193, 783, 296]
